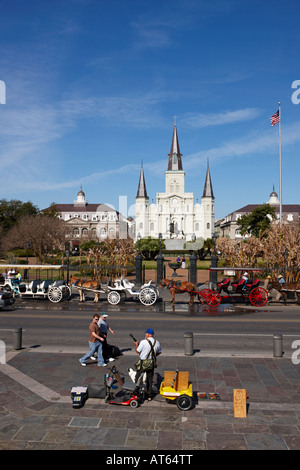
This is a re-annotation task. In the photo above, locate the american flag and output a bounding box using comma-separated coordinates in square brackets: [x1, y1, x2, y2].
[271, 110, 280, 126]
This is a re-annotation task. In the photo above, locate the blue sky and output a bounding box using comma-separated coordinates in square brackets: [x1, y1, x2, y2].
[0, 0, 299, 221]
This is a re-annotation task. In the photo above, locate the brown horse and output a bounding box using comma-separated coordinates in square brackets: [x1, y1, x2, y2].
[69, 276, 100, 302]
[266, 279, 300, 305]
[159, 278, 197, 309]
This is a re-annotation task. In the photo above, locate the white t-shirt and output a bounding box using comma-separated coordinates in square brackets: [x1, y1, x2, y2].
[137, 337, 161, 360]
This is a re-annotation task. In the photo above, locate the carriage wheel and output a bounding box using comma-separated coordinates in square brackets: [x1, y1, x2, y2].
[198, 288, 211, 303]
[139, 287, 157, 306]
[48, 286, 63, 303]
[107, 290, 121, 305]
[62, 285, 72, 300]
[249, 287, 268, 307]
[206, 291, 221, 307]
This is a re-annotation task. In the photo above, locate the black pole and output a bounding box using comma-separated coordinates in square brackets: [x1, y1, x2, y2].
[156, 233, 164, 284]
[135, 234, 142, 286]
[210, 233, 218, 288]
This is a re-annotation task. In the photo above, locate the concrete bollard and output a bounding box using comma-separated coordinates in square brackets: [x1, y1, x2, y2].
[184, 332, 193, 356]
[13, 327, 22, 350]
[273, 333, 283, 357]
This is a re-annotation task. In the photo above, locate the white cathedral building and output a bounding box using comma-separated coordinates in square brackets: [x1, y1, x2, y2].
[135, 123, 215, 245]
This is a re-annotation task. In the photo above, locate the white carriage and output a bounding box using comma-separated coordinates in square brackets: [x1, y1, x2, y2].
[0, 265, 71, 303]
[107, 276, 159, 306]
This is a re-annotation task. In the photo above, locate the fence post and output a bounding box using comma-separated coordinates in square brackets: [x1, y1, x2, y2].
[135, 253, 143, 286]
[156, 253, 164, 284]
[190, 252, 197, 285]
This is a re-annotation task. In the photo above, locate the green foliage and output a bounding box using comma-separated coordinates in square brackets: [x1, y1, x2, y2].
[0, 199, 39, 234]
[135, 236, 166, 260]
[42, 202, 61, 218]
[196, 238, 213, 260]
[237, 204, 276, 238]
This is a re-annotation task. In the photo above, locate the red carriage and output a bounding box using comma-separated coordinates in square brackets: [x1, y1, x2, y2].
[208, 267, 268, 307]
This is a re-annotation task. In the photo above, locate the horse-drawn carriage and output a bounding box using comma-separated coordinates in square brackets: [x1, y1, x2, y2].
[209, 268, 268, 307]
[69, 275, 159, 306]
[106, 276, 159, 306]
[265, 277, 300, 305]
[159, 267, 269, 308]
[0, 264, 71, 303]
[159, 278, 223, 308]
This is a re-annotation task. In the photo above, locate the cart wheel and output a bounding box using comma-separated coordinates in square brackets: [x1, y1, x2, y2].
[206, 291, 221, 307]
[139, 287, 157, 305]
[198, 288, 211, 303]
[63, 285, 72, 300]
[107, 290, 121, 305]
[249, 287, 268, 307]
[48, 286, 63, 303]
[176, 394, 193, 411]
[129, 399, 139, 408]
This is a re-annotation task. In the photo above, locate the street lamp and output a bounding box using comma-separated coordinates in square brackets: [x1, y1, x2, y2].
[24, 242, 30, 279]
[210, 232, 219, 288]
[190, 233, 197, 285]
[135, 233, 142, 286]
[283, 248, 289, 280]
[65, 242, 70, 284]
[157, 233, 164, 283]
[137, 233, 141, 252]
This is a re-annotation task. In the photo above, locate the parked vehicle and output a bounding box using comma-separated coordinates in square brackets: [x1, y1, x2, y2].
[0, 264, 70, 303]
[0, 289, 15, 309]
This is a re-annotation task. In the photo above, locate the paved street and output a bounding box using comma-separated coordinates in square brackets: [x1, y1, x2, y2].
[0, 293, 300, 453]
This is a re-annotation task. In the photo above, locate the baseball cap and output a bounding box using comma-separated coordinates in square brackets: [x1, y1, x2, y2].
[145, 328, 154, 335]
[101, 312, 108, 317]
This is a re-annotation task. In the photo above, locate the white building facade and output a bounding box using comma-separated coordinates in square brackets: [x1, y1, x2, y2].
[135, 123, 215, 242]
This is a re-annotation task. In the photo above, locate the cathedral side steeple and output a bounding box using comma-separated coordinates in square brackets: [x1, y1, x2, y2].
[202, 161, 214, 199]
[136, 164, 148, 199]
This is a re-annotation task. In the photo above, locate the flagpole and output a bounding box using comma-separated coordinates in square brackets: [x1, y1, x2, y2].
[278, 102, 282, 225]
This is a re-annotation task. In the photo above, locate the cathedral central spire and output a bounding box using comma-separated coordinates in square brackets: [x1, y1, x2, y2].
[167, 122, 183, 171]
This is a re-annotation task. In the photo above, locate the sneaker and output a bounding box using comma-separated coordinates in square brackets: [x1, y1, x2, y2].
[108, 357, 115, 362]
[98, 363, 108, 367]
[90, 356, 97, 361]
[79, 360, 86, 367]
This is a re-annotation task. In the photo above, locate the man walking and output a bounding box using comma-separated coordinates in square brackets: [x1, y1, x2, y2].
[97, 312, 115, 363]
[134, 328, 161, 400]
[79, 314, 107, 367]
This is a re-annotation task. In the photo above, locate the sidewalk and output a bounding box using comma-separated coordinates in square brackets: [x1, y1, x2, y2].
[0, 345, 299, 450]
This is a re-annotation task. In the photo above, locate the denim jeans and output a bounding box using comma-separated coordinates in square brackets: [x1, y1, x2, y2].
[79, 340, 106, 365]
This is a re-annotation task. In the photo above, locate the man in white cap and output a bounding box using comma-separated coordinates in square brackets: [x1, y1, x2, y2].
[241, 272, 249, 289]
[275, 275, 286, 302]
[97, 312, 115, 363]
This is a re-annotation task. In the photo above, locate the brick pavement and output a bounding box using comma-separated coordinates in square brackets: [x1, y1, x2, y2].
[0, 347, 299, 451]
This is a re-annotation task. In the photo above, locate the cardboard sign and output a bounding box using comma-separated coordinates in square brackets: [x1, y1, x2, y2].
[233, 389, 247, 418]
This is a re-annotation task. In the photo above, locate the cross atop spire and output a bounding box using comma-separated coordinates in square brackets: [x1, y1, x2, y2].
[167, 122, 183, 171]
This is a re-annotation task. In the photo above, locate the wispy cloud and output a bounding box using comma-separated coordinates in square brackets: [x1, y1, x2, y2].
[181, 108, 262, 128]
[184, 120, 300, 170]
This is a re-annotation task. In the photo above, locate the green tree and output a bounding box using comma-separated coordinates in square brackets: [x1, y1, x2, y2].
[237, 204, 276, 238]
[135, 236, 166, 260]
[196, 238, 213, 260]
[42, 202, 61, 218]
[0, 199, 39, 234]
